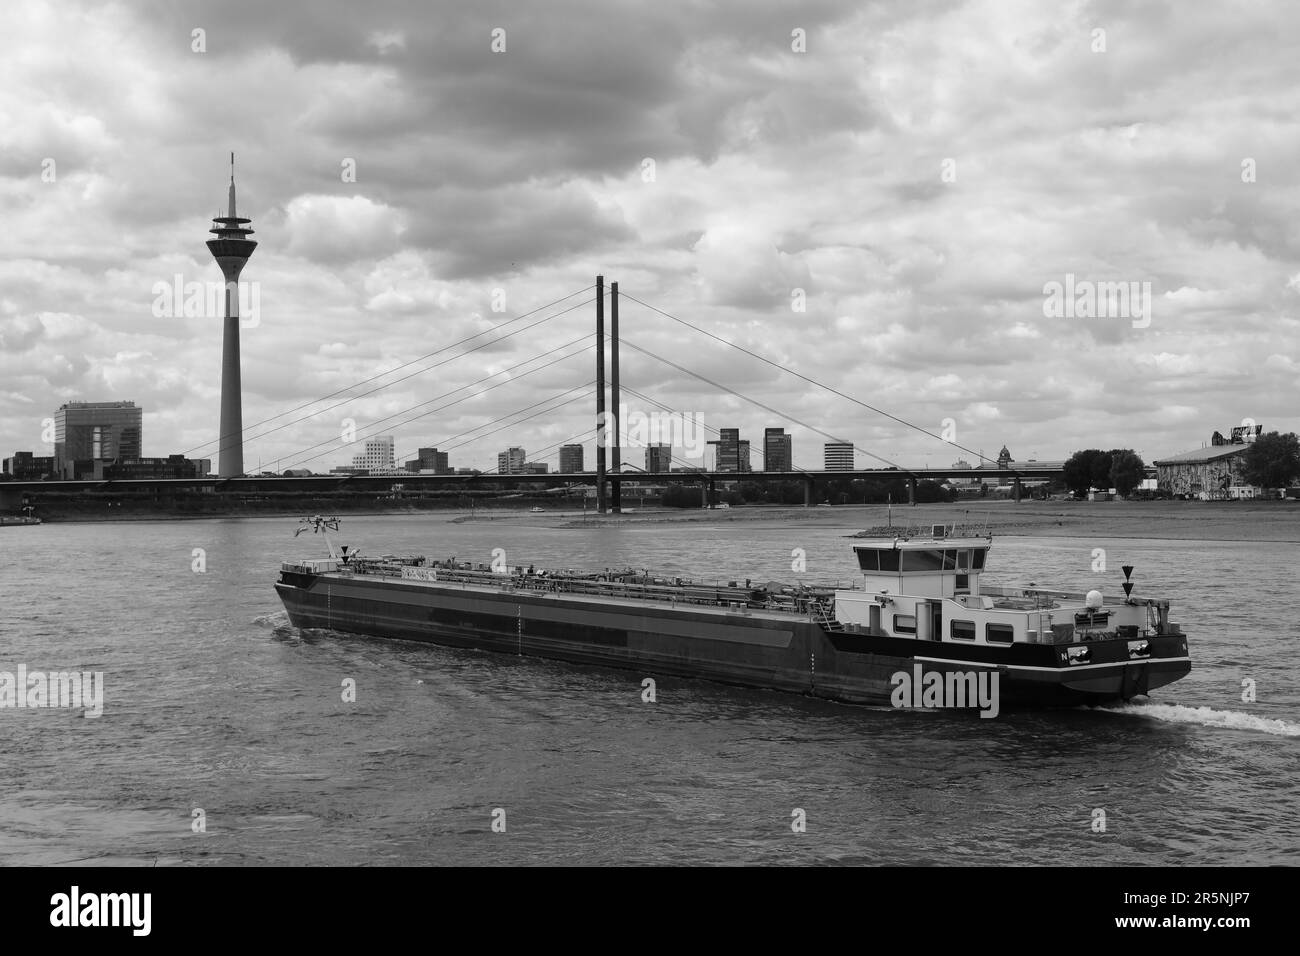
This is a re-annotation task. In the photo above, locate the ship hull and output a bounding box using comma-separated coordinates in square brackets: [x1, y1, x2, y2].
[275, 573, 1191, 710]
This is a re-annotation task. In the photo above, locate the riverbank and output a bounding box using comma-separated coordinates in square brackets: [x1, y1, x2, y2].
[19, 497, 1300, 542]
[551, 499, 1300, 542]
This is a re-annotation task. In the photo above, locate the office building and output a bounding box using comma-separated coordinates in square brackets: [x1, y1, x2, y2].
[3, 452, 55, 479]
[54, 401, 143, 479]
[645, 444, 672, 473]
[708, 428, 750, 473]
[763, 428, 792, 472]
[349, 436, 402, 475]
[824, 442, 853, 471]
[497, 446, 527, 475]
[559, 444, 585, 474]
[405, 447, 451, 474]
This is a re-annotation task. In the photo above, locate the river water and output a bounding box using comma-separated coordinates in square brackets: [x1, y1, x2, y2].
[1, 513, 1297, 865]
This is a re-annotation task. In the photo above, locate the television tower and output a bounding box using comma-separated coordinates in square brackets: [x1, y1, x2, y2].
[206, 153, 257, 477]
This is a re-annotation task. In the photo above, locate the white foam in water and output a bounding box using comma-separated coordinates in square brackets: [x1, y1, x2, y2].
[1098, 702, 1300, 737]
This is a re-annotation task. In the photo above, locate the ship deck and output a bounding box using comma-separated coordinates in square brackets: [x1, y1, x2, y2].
[318, 559, 841, 621]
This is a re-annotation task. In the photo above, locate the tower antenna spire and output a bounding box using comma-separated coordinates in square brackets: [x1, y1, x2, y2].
[228, 152, 237, 217]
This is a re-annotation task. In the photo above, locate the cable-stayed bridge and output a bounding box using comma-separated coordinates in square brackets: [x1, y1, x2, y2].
[2, 278, 1065, 513]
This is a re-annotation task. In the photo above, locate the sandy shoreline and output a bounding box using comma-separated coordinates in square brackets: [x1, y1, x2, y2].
[23, 498, 1300, 542]
[551, 499, 1300, 542]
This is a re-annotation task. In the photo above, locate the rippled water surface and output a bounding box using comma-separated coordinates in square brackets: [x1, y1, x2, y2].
[1, 513, 1297, 865]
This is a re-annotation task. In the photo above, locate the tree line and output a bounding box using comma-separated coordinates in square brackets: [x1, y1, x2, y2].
[1063, 432, 1300, 498]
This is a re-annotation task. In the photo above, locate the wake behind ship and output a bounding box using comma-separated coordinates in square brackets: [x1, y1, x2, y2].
[275, 518, 1191, 710]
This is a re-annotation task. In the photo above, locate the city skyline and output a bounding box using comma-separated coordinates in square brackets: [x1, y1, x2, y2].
[0, 388, 1250, 477]
[2, 2, 1297, 475]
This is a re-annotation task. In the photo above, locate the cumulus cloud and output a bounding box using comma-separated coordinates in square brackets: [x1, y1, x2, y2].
[284, 194, 407, 264]
[0, 0, 1297, 470]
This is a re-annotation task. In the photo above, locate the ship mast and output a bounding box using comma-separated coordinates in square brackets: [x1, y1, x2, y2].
[295, 514, 342, 561]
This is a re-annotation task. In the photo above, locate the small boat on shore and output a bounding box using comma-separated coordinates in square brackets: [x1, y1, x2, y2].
[275, 517, 1191, 713]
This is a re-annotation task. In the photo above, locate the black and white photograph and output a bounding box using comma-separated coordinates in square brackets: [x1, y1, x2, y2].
[0, 0, 1293, 918]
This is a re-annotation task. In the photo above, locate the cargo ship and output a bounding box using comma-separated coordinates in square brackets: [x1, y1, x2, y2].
[274, 517, 1191, 710]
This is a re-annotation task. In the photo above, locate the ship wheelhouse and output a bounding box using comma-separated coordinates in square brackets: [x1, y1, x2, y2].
[835, 527, 997, 643]
[833, 525, 1172, 648]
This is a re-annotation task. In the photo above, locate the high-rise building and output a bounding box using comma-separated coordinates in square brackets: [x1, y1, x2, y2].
[559, 444, 585, 473]
[824, 442, 853, 471]
[709, 428, 747, 472]
[497, 446, 526, 475]
[405, 447, 450, 474]
[645, 444, 672, 473]
[349, 436, 400, 475]
[206, 156, 257, 478]
[763, 428, 792, 472]
[54, 401, 143, 479]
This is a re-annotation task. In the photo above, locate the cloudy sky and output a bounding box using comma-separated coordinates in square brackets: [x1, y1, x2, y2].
[2, 0, 1297, 474]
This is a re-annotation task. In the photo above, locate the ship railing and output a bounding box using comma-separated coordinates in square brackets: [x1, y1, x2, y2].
[810, 600, 843, 630]
[1019, 602, 1175, 644]
[947, 521, 993, 539]
[282, 559, 338, 574]
[1028, 621, 1164, 645]
[855, 520, 992, 540]
[980, 584, 1166, 608]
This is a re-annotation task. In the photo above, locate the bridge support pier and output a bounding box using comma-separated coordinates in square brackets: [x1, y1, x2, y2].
[1014, 477, 1022, 503]
[706, 478, 716, 508]
[804, 477, 814, 507]
[908, 477, 917, 506]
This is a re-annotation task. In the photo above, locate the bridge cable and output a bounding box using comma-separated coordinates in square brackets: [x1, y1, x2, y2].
[620, 337, 915, 475]
[232, 295, 594, 459]
[270, 338, 593, 472]
[279, 347, 594, 472]
[622, 292, 1009, 471]
[184, 284, 595, 459]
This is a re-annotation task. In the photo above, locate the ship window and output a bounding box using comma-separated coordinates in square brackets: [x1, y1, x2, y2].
[957, 550, 970, 571]
[942, 549, 958, 570]
[893, 614, 916, 634]
[856, 549, 877, 571]
[900, 549, 944, 572]
[971, 548, 987, 571]
[950, 620, 976, 641]
[986, 623, 1015, 644]
[955, 574, 969, 591]
[876, 550, 901, 572]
